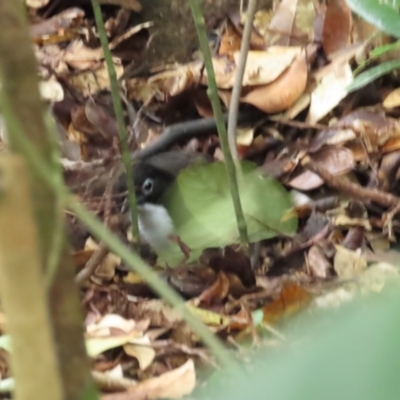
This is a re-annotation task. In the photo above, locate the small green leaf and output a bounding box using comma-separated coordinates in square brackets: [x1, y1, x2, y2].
[160, 162, 297, 265]
[346, 0, 400, 38]
[370, 40, 400, 59]
[348, 59, 400, 93]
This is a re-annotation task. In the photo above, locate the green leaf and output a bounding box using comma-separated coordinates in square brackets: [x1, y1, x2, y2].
[346, 0, 400, 38]
[348, 59, 400, 93]
[201, 284, 400, 400]
[370, 39, 400, 58]
[160, 162, 297, 265]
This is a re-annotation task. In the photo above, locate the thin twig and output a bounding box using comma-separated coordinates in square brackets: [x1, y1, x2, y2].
[188, 0, 249, 244]
[91, 0, 140, 246]
[227, 0, 257, 161]
[302, 156, 400, 208]
[75, 243, 109, 285]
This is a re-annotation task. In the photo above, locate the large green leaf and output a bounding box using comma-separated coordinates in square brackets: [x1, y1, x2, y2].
[200, 283, 400, 400]
[348, 59, 400, 92]
[346, 0, 400, 38]
[160, 162, 297, 265]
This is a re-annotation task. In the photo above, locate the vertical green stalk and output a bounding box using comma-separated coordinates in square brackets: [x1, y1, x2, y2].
[227, 0, 257, 161]
[188, 0, 249, 244]
[91, 0, 140, 245]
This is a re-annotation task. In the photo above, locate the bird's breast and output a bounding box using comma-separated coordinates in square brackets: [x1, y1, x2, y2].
[138, 203, 174, 251]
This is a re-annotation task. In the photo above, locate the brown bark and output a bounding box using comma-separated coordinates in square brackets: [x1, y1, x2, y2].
[0, 2, 96, 398]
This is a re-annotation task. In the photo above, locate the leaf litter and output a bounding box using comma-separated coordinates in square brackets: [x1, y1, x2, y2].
[2, 0, 400, 398]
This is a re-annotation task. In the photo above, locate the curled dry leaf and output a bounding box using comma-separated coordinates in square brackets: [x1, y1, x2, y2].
[311, 110, 400, 155]
[92, 369, 137, 393]
[307, 61, 353, 123]
[383, 88, 400, 108]
[196, 271, 230, 305]
[101, 359, 196, 400]
[322, 0, 352, 57]
[69, 61, 124, 96]
[143, 47, 302, 99]
[26, 0, 50, 8]
[218, 20, 242, 57]
[232, 46, 302, 87]
[148, 62, 203, 97]
[307, 245, 331, 278]
[240, 49, 308, 113]
[62, 40, 104, 70]
[85, 238, 120, 281]
[289, 146, 354, 191]
[228, 13, 266, 50]
[123, 342, 155, 371]
[267, 0, 316, 47]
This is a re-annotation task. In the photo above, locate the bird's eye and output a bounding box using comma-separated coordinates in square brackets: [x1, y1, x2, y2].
[142, 178, 154, 195]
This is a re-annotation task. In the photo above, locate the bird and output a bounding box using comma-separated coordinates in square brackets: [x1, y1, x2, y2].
[118, 151, 207, 258]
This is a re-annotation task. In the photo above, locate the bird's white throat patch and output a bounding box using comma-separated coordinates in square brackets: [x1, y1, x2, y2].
[138, 203, 174, 251]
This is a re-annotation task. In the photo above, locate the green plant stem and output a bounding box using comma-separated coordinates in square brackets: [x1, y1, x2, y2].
[69, 200, 236, 370]
[91, 0, 140, 245]
[227, 0, 257, 162]
[188, 0, 249, 245]
[1, 95, 236, 371]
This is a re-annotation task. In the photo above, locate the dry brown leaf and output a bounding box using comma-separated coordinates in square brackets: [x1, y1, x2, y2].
[333, 215, 371, 230]
[123, 343, 155, 370]
[196, 272, 230, 305]
[72, 249, 95, 269]
[85, 238, 120, 281]
[240, 49, 307, 113]
[267, 0, 316, 46]
[263, 283, 312, 324]
[186, 303, 230, 328]
[148, 62, 203, 97]
[30, 8, 85, 44]
[307, 61, 353, 123]
[383, 88, 400, 108]
[26, 0, 50, 8]
[101, 359, 196, 400]
[234, 47, 302, 87]
[307, 245, 331, 278]
[322, 0, 352, 56]
[69, 61, 124, 96]
[219, 20, 242, 57]
[289, 146, 354, 190]
[130, 299, 183, 328]
[92, 368, 137, 393]
[62, 40, 104, 70]
[334, 245, 367, 279]
[86, 314, 149, 337]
